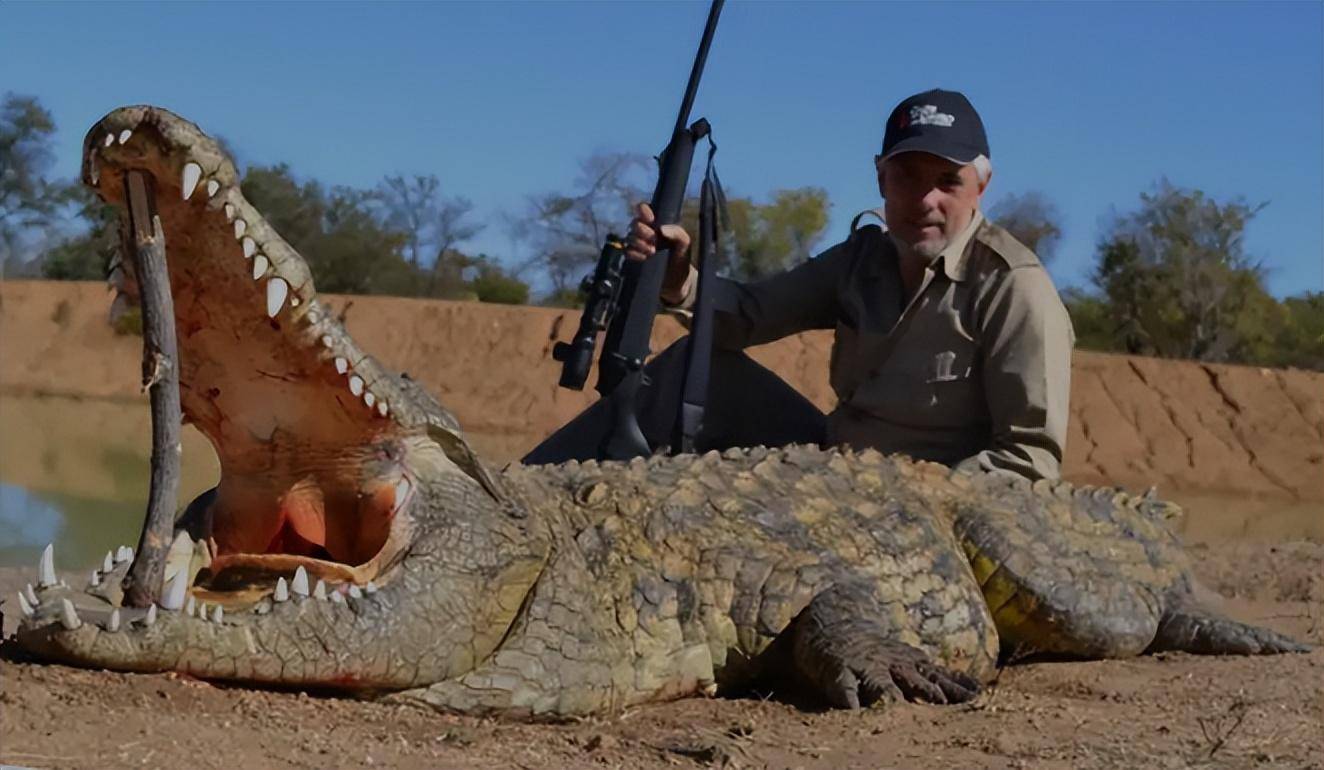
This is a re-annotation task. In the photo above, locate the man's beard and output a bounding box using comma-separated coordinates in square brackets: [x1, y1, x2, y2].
[912, 236, 949, 259]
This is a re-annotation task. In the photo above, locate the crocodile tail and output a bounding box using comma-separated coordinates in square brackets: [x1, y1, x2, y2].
[1147, 607, 1312, 655]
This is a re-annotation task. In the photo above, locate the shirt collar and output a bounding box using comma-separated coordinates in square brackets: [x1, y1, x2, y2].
[887, 209, 984, 283]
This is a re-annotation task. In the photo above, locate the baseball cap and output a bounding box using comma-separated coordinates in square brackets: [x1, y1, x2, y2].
[880, 89, 990, 164]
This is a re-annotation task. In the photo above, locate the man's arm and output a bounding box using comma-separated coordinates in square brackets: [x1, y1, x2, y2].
[961, 265, 1075, 480]
[665, 236, 856, 349]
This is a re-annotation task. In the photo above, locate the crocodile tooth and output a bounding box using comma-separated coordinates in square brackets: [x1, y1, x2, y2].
[117, 129, 132, 145]
[108, 608, 121, 632]
[23, 584, 39, 606]
[321, 335, 334, 348]
[59, 599, 81, 630]
[252, 255, 269, 280]
[266, 278, 289, 317]
[242, 237, 257, 259]
[206, 179, 220, 198]
[103, 133, 115, 147]
[348, 375, 364, 397]
[102, 551, 114, 572]
[181, 162, 202, 200]
[212, 605, 223, 623]
[224, 203, 235, 221]
[89, 570, 100, 587]
[291, 566, 310, 597]
[38, 543, 56, 587]
[394, 478, 411, 510]
[364, 391, 376, 408]
[164, 530, 195, 588]
[347, 585, 362, 599]
[115, 545, 134, 563]
[329, 591, 344, 604]
[234, 218, 247, 238]
[377, 401, 389, 417]
[17, 591, 33, 617]
[161, 567, 189, 611]
[313, 580, 327, 600]
[364, 581, 378, 594]
[144, 604, 157, 626]
[290, 296, 300, 307]
[334, 357, 349, 374]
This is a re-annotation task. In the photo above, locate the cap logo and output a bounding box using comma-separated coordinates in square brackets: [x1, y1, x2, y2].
[900, 104, 955, 129]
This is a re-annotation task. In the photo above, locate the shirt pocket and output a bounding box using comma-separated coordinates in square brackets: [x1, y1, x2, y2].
[853, 338, 983, 430]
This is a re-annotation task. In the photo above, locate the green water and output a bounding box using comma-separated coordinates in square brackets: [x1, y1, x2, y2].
[0, 392, 524, 573]
[4, 394, 1313, 577]
[0, 484, 150, 571]
[0, 393, 220, 571]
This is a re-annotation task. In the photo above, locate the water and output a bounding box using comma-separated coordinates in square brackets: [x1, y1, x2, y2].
[0, 393, 219, 570]
[0, 392, 526, 572]
[3, 393, 1317, 574]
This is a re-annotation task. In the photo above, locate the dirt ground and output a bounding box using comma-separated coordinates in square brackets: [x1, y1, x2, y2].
[2, 516, 1320, 770]
[2, 282, 1322, 768]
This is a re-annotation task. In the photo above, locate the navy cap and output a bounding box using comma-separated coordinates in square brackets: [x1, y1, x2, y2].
[881, 89, 990, 164]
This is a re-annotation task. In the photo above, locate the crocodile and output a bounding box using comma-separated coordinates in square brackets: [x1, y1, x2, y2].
[10, 106, 1308, 718]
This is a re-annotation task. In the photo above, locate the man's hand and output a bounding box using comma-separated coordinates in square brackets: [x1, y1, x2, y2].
[626, 202, 693, 305]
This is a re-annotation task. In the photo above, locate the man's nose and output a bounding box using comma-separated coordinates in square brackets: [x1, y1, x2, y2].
[920, 185, 946, 210]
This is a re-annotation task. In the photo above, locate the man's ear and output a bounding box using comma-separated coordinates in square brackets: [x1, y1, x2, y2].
[874, 155, 887, 199]
[977, 167, 992, 197]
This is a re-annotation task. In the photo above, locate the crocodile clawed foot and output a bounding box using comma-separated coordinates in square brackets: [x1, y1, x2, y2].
[788, 585, 982, 709]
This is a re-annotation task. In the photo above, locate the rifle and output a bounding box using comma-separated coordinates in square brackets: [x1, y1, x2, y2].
[550, 0, 725, 461]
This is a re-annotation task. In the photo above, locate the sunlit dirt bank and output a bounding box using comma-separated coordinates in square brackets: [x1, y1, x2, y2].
[1, 280, 1320, 769]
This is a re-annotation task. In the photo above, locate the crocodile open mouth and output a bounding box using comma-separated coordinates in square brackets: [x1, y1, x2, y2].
[84, 107, 421, 599]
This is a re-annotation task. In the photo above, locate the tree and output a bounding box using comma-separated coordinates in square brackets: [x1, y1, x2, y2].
[1267, 292, 1324, 370]
[515, 151, 649, 292]
[987, 191, 1062, 263]
[1086, 179, 1276, 362]
[724, 187, 831, 280]
[0, 93, 62, 276]
[40, 184, 118, 280]
[373, 174, 485, 298]
[468, 255, 530, 305]
[674, 186, 831, 282]
[241, 164, 413, 295]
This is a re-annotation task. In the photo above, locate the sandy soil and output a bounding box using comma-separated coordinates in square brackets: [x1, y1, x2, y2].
[2, 281, 1322, 769]
[1, 536, 1319, 770]
[4, 281, 1322, 502]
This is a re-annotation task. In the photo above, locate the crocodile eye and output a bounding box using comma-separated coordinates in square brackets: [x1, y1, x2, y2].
[575, 482, 608, 507]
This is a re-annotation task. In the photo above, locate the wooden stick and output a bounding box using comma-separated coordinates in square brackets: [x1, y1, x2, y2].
[121, 170, 182, 608]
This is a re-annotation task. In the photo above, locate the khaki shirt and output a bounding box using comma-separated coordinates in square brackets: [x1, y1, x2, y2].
[671, 210, 1075, 480]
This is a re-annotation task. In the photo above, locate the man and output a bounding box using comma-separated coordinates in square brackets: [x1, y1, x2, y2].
[526, 88, 1074, 481]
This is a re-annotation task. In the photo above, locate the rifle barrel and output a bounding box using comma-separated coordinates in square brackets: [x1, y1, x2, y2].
[673, 0, 725, 138]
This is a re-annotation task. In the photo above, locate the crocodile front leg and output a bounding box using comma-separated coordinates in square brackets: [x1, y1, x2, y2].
[783, 581, 981, 708]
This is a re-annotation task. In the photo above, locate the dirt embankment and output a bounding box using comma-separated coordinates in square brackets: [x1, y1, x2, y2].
[3, 279, 1321, 503]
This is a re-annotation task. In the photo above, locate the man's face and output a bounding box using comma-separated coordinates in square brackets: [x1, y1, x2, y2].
[878, 152, 988, 259]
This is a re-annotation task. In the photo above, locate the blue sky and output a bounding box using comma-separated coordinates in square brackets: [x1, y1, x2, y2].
[3, 1, 1321, 296]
